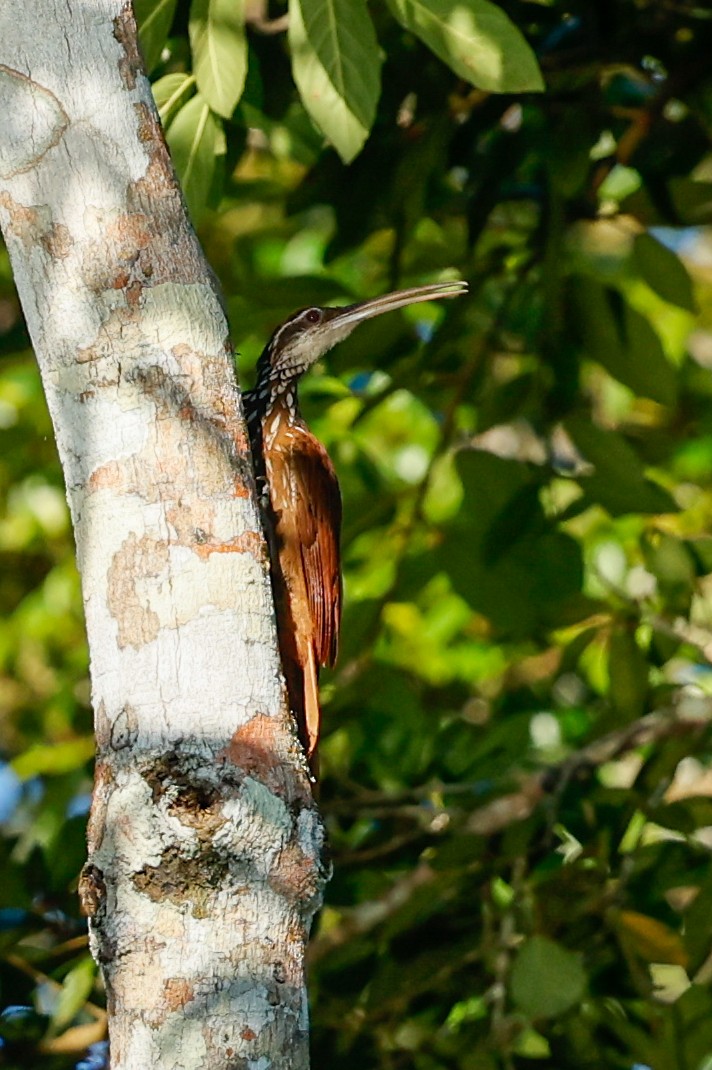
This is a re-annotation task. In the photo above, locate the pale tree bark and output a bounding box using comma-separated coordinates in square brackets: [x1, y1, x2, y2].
[0, 3, 328, 1068]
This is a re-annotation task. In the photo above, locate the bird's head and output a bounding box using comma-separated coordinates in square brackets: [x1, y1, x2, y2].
[255, 280, 468, 388]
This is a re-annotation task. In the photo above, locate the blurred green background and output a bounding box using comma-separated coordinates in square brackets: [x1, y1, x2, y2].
[4, 1, 712, 1067]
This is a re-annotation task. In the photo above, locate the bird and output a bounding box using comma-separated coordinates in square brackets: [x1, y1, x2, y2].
[243, 280, 468, 771]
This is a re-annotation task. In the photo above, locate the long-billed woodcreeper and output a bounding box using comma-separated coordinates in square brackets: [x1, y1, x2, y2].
[244, 280, 468, 768]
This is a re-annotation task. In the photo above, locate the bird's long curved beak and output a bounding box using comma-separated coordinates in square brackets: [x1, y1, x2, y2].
[325, 280, 468, 329]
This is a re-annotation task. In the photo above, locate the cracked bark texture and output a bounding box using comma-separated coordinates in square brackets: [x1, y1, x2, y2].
[0, 3, 328, 1068]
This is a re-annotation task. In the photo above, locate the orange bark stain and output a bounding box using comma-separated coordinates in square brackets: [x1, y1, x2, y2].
[221, 715, 312, 804]
[223, 714, 283, 779]
[192, 530, 264, 561]
[88, 460, 123, 490]
[163, 977, 194, 1010]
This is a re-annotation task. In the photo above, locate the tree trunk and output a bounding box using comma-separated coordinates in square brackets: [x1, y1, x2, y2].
[0, 3, 327, 1067]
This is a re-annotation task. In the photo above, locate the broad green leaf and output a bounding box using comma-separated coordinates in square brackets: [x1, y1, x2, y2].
[436, 451, 585, 636]
[166, 93, 224, 225]
[386, 0, 543, 93]
[623, 302, 678, 406]
[633, 233, 697, 312]
[152, 73, 196, 128]
[511, 936, 586, 1018]
[565, 415, 677, 516]
[189, 0, 247, 119]
[134, 0, 178, 73]
[289, 0, 381, 163]
[572, 279, 677, 406]
[51, 958, 97, 1032]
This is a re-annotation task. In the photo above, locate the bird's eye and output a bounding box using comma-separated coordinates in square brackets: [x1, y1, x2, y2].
[304, 308, 321, 325]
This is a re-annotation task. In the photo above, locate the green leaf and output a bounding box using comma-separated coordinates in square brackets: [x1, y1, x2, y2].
[510, 936, 586, 1019]
[11, 738, 95, 780]
[623, 302, 678, 407]
[189, 0, 247, 119]
[608, 629, 648, 721]
[633, 233, 697, 312]
[436, 451, 584, 636]
[572, 279, 677, 406]
[134, 0, 178, 73]
[288, 0, 381, 163]
[565, 415, 677, 516]
[166, 93, 224, 225]
[642, 533, 696, 613]
[51, 957, 97, 1032]
[152, 73, 196, 128]
[386, 0, 544, 93]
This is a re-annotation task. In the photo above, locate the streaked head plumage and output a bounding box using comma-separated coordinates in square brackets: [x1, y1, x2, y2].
[255, 280, 469, 388]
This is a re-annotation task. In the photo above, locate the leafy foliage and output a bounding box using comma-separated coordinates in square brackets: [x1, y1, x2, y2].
[4, 1, 712, 1068]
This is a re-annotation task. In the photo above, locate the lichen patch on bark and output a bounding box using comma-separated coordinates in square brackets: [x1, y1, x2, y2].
[133, 845, 235, 918]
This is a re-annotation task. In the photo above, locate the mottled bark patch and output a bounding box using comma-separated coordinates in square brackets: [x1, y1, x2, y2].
[112, 2, 141, 91]
[41, 222, 72, 258]
[0, 193, 45, 246]
[269, 841, 321, 909]
[133, 845, 236, 918]
[107, 533, 169, 648]
[142, 752, 227, 834]
[166, 500, 218, 543]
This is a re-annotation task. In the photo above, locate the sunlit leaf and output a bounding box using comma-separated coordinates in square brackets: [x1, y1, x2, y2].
[189, 0, 247, 119]
[386, 0, 543, 92]
[152, 73, 196, 128]
[166, 93, 224, 224]
[51, 958, 97, 1032]
[12, 738, 95, 780]
[289, 0, 381, 162]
